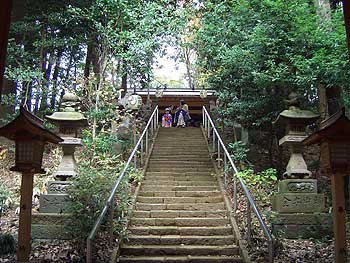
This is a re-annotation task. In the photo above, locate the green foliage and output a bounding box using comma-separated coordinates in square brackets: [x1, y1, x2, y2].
[237, 168, 278, 188]
[128, 167, 144, 184]
[0, 185, 12, 216]
[228, 141, 249, 163]
[4, 0, 185, 119]
[0, 234, 16, 256]
[194, 0, 350, 130]
[67, 131, 139, 252]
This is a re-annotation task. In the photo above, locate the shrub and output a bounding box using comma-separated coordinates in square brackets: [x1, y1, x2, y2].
[0, 233, 16, 255]
[67, 131, 139, 256]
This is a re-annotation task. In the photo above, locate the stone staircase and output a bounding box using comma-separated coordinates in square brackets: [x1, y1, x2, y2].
[118, 127, 243, 263]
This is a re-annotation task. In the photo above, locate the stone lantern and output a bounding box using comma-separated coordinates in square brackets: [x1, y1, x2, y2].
[31, 93, 87, 240]
[273, 93, 319, 178]
[46, 92, 88, 180]
[271, 93, 332, 238]
[304, 108, 350, 263]
[0, 107, 62, 261]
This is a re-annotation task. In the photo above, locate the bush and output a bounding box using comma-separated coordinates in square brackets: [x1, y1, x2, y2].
[236, 168, 278, 203]
[228, 141, 249, 168]
[67, 131, 140, 256]
[0, 233, 16, 256]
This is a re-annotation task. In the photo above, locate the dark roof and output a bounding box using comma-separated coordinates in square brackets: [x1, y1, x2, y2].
[303, 108, 350, 145]
[0, 107, 63, 143]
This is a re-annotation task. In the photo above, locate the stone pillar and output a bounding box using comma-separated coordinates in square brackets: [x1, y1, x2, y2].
[271, 93, 332, 238]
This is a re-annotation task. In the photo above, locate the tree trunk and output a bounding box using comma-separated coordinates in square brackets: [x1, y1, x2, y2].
[34, 18, 48, 113]
[50, 48, 64, 110]
[317, 81, 328, 120]
[314, 0, 342, 118]
[183, 47, 194, 90]
[39, 52, 54, 112]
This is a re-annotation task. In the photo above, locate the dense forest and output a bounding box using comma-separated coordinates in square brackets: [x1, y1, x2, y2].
[1, 0, 349, 143]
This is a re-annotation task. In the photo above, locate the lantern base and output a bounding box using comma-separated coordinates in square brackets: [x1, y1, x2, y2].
[271, 179, 332, 239]
[284, 152, 312, 179]
[271, 213, 333, 239]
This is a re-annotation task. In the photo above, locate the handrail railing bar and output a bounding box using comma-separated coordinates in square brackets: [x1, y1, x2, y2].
[202, 106, 273, 262]
[87, 106, 159, 262]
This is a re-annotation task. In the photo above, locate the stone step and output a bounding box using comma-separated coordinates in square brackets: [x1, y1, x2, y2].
[118, 255, 242, 263]
[126, 235, 235, 246]
[147, 165, 212, 170]
[142, 181, 217, 187]
[137, 196, 223, 204]
[120, 244, 239, 256]
[148, 161, 212, 167]
[151, 152, 210, 157]
[130, 217, 229, 227]
[150, 157, 211, 161]
[145, 172, 215, 177]
[154, 141, 205, 145]
[138, 191, 221, 198]
[143, 176, 216, 182]
[135, 203, 226, 211]
[141, 185, 219, 192]
[158, 128, 202, 132]
[133, 210, 227, 218]
[152, 146, 208, 150]
[128, 226, 233, 236]
[147, 167, 213, 173]
[152, 149, 208, 153]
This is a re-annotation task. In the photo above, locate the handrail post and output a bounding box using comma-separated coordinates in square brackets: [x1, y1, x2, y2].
[140, 138, 144, 166]
[109, 201, 115, 245]
[202, 109, 205, 130]
[224, 154, 227, 188]
[207, 121, 210, 140]
[213, 132, 216, 155]
[217, 141, 221, 167]
[133, 131, 137, 168]
[268, 239, 274, 263]
[233, 175, 237, 212]
[87, 238, 92, 263]
[146, 130, 149, 154]
[247, 200, 252, 244]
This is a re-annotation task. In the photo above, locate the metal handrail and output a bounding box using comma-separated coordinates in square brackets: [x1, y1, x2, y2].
[202, 106, 274, 263]
[86, 106, 159, 263]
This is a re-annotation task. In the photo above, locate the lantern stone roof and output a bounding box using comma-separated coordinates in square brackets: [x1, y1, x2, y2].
[273, 107, 319, 126]
[46, 110, 87, 123]
[303, 108, 350, 145]
[0, 107, 63, 143]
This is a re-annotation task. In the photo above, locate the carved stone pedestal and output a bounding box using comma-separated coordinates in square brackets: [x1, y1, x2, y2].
[271, 179, 332, 238]
[32, 181, 72, 239]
